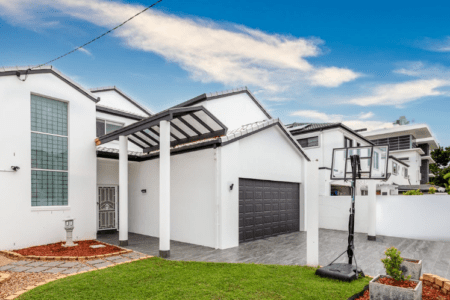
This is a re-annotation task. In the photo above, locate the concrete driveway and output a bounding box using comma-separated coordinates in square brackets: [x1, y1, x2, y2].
[98, 229, 450, 278]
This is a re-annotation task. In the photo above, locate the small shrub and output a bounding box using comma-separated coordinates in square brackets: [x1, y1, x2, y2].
[429, 187, 436, 194]
[403, 189, 423, 195]
[381, 247, 411, 281]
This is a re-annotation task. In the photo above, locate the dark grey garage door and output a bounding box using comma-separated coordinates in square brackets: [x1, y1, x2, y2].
[239, 178, 300, 243]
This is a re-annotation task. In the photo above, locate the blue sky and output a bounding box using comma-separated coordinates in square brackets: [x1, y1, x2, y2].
[1, 0, 449, 145]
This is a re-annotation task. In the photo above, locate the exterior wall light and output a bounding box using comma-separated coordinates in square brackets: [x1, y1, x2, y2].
[63, 218, 78, 247]
[230, 183, 234, 191]
[141, 189, 147, 194]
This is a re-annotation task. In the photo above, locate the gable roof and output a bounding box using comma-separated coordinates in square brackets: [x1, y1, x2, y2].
[173, 87, 272, 120]
[97, 118, 310, 162]
[286, 122, 374, 145]
[90, 86, 153, 116]
[0, 66, 100, 103]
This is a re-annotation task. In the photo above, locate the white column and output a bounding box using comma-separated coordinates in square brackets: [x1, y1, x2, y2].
[119, 135, 128, 246]
[367, 181, 377, 241]
[307, 159, 320, 266]
[159, 120, 171, 258]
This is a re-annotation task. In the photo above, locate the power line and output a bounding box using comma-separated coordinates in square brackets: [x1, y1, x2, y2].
[32, 0, 163, 70]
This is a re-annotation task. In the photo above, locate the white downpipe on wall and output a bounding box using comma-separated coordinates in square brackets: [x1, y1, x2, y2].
[119, 135, 129, 245]
[306, 159, 320, 266]
[159, 120, 171, 257]
[367, 181, 377, 240]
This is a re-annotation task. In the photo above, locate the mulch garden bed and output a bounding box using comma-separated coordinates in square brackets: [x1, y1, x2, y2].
[12, 240, 123, 257]
[354, 280, 450, 300]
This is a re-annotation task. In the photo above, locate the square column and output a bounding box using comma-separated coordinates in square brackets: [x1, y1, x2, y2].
[159, 120, 171, 258]
[119, 135, 129, 246]
[367, 181, 377, 241]
[306, 159, 320, 266]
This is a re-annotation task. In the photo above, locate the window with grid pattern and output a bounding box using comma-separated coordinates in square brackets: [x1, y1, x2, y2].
[31, 95, 68, 206]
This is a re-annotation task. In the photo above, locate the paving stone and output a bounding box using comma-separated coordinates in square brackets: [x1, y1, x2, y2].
[112, 257, 132, 264]
[9, 266, 33, 272]
[88, 259, 106, 265]
[61, 268, 81, 274]
[0, 265, 16, 271]
[58, 262, 82, 268]
[77, 266, 94, 272]
[27, 261, 47, 267]
[94, 262, 113, 268]
[104, 256, 123, 261]
[43, 267, 67, 274]
[41, 261, 64, 267]
[13, 261, 33, 266]
[24, 267, 51, 273]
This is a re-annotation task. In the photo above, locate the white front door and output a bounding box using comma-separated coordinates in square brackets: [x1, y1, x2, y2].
[98, 186, 118, 230]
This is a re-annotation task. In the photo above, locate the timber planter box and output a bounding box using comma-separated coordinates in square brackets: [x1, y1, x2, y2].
[369, 275, 422, 300]
[401, 258, 422, 281]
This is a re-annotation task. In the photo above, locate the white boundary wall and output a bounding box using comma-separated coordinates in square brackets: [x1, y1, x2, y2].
[319, 195, 450, 242]
[319, 196, 369, 234]
[376, 195, 450, 242]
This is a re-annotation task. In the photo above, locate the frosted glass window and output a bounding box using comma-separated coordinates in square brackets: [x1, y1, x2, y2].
[31, 171, 68, 206]
[31, 95, 67, 136]
[30, 95, 68, 206]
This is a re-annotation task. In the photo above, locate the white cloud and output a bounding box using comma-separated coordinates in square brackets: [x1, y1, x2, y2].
[416, 36, 450, 52]
[310, 67, 361, 87]
[289, 110, 394, 131]
[345, 79, 449, 107]
[78, 47, 92, 56]
[290, 110, 343, 122]
[0, 0, 360, 91]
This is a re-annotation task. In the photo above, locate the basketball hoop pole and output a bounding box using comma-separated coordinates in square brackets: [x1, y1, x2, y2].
[347, 155, 361, 266]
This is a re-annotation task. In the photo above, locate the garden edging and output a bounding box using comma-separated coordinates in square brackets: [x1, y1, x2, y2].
[0, 241, 132, 261]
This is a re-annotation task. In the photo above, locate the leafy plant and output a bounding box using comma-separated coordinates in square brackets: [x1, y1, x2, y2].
[381, 247, 411, 281]
[444, 173, 450, 193]
[403, 189, 423, 195]
[429, 187, 436, 194]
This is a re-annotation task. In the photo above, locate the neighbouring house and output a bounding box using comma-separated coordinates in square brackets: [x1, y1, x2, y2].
[0, 66, 314, 255]
[359, 123, 439, 189]
[285, 122, 409, 196]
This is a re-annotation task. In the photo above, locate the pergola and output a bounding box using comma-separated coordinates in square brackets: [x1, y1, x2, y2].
[95, 106, 227, 257]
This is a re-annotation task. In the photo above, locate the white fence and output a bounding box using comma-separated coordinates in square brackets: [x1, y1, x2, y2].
[319, 195, 450, 242]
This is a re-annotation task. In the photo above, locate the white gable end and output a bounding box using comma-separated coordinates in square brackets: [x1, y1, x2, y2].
[94, 90, 150, 117]
[192, 93, 269, 130]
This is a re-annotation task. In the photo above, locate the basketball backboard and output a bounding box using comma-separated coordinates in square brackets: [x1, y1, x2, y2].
[330, 145, 389, 180]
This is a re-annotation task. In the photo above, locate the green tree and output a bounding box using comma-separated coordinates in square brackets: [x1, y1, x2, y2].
[429, 146, 450, 187]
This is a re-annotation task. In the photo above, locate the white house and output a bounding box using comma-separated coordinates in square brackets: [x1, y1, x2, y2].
[0, 66, 315, 257]
[360, 124, 439, 193]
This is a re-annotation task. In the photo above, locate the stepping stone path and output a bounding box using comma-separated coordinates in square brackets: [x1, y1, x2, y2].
[0, 251, 150, 276]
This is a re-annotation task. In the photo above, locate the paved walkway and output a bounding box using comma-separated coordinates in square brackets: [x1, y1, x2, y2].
[0, 252, 147, 275]
[98, 229, 450, 278]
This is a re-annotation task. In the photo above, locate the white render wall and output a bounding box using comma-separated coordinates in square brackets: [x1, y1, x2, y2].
[191, 93, 270, 130]
[319, 194, 450, 242]
[319, 196, 369, 234]
[127, 148, 217, 248]
[0, 73, 97, 250]
[377, 195, 450, 242]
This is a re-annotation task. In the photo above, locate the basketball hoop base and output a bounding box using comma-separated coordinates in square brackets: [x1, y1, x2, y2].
[315, 263, 364, 282]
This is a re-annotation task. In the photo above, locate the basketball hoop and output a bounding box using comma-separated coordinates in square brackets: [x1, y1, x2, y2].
[316, 145, 389, 282]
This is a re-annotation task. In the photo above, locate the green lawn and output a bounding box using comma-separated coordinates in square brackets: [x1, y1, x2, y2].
[20, 257, 369, 300]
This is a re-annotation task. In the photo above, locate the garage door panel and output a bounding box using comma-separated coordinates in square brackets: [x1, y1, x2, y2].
[239, 178, 300, 243]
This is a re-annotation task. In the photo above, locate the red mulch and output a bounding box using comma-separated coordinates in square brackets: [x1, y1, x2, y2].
[13, 240, 123, 257]
[355, 280, 450, 300]
[378, 277, 418, 289]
